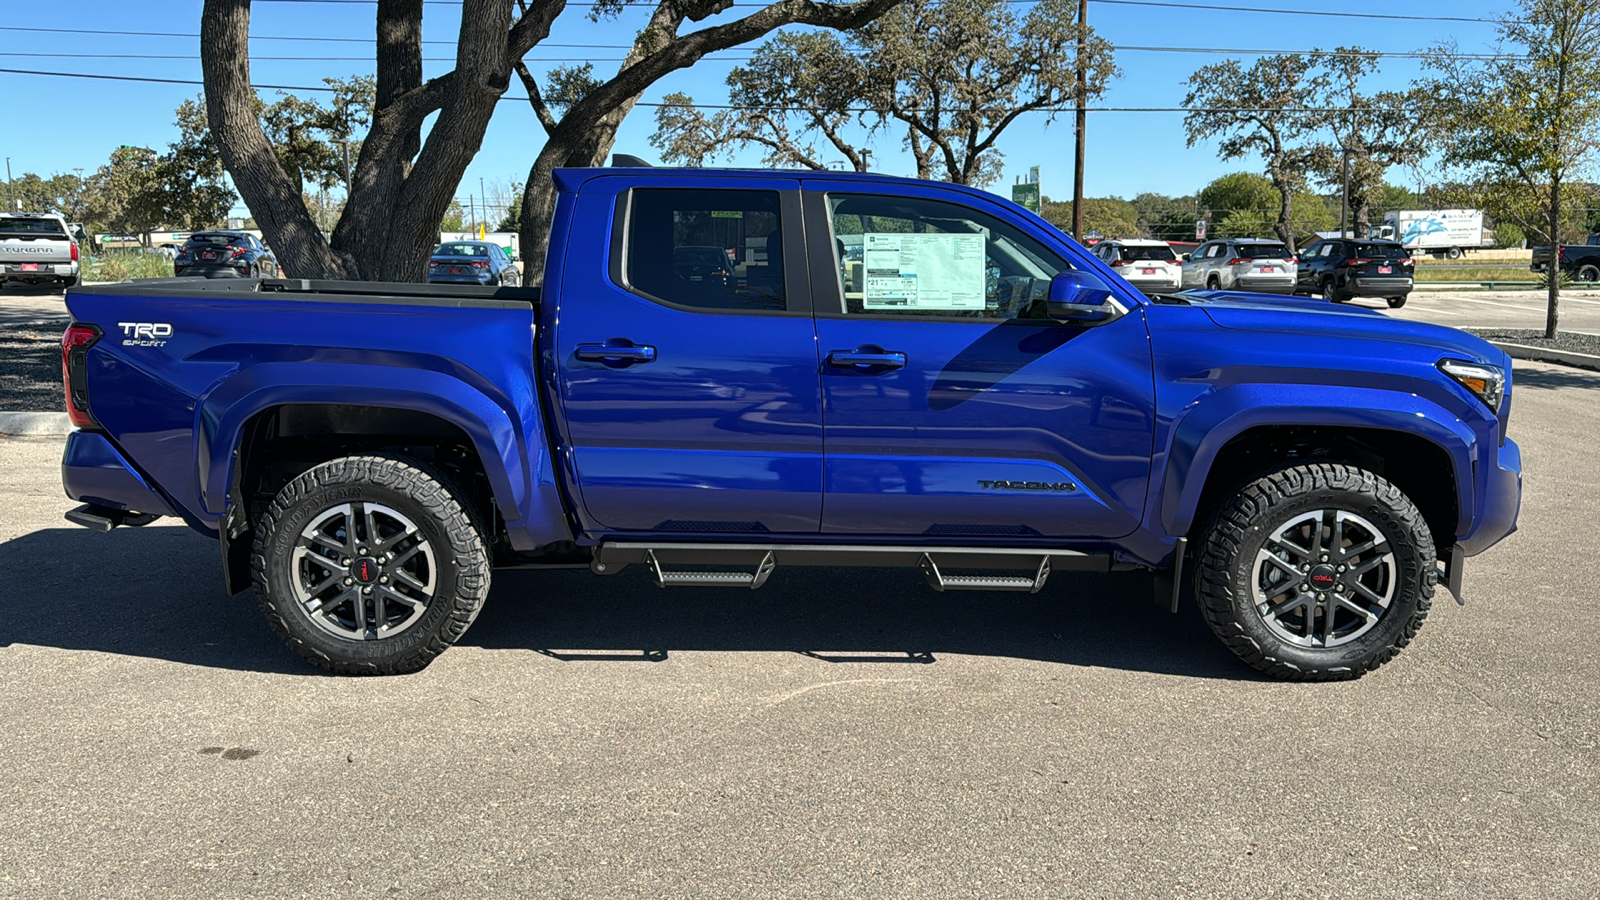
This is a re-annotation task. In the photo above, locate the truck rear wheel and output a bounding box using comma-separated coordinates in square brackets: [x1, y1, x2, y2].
[251, 454, 491, 675]
[1193, 462, 1435, 681]
[1576, 264, 1600, 283]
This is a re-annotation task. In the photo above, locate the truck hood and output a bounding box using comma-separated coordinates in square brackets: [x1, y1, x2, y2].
[1181, 290, 1508, 367]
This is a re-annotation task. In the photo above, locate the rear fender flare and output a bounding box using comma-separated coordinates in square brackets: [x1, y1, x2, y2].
[1157, 383, 1476, 539]
[196, 362, 530, 528]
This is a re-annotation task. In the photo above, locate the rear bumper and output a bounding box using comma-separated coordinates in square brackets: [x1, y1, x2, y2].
[1233, 279, 1296, 294]
[1460, 437, 1522, 557]
[1, 262, 77, 279]
[1121, 274, 1181, 293]
[429, 273, 495, 284]
[61, 430, 179, 518]
[1348, 276, 1413, 296]
[176, 264, 252, 277]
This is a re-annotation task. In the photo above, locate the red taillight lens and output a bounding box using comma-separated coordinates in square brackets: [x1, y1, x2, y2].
[70, 242, 79, 262]
[1227, 258, 1248, 265]
[61, 324, 101, 429]
[1344, 258, 1372, 267]
[471, 261, 490, 269]
[1109, 259, 1129, 266]
[231, 247, 249, 258]
[1400, 258, 1414, 266]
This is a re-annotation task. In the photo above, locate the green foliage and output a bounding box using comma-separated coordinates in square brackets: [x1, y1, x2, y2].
[439, 200, 467, 233]
[651, 0, 1118, 187]
[1494, 222, 1526, 248]
[1039, 196, 1140, 238]
[1539, 267, 1575, 290]
[495, 194, 524, 233]
[86, 251, 177, 282]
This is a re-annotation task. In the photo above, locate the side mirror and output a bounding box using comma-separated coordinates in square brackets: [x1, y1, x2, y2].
[1181, 253, 1191, 262]
[1047, 270, 1120, 324]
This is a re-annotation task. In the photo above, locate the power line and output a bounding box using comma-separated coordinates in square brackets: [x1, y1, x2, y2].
[0, 67, 1506, 114]
[0, 52, 716, 63]
[0, 47, 1516, 62]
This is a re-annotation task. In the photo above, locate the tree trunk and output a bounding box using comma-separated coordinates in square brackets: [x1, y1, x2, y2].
[201, 0, 350, 278]
[1548, 175, 1562, 339]
[1271, 171, 1296, 254]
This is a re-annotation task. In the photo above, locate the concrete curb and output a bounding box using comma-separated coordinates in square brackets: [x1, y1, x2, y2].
[0, 411, 71, 436]
[1491, 341, 1600, 372]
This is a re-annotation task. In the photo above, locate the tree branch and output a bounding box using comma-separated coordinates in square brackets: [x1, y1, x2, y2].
[513, 61, 560, 134]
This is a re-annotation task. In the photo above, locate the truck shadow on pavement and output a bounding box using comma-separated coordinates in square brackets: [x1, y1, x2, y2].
[0, 525, 1256, 681]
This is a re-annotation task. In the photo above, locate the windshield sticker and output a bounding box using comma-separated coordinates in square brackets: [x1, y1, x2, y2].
[862, 232, 986, 310]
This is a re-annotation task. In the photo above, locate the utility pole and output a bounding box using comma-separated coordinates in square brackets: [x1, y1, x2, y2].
[1340, 150, 1350, 239]
[1071, 0, 1088, 241]
[480, 177, 487, 235]
[5, 158, 14, 212]
[469, 194, 477, 234]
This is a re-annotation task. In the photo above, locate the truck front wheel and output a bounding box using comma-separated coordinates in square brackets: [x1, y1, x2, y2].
[1576, 263, 1600, 283]
[1193, 463, 1435, 681]
[251, 454, 491, 675]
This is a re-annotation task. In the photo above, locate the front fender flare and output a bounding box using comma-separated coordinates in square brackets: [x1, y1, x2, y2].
[1157, 383, 1476, 539]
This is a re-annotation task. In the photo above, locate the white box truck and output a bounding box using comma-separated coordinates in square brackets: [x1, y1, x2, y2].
[1369, 209, 1495, 259]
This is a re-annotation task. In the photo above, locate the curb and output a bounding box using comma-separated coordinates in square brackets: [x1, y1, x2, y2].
[0, 411, 71, 436]
[1491, 341, 1600, 372]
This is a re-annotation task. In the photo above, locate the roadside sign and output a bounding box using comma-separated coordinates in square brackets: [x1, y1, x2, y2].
[1196, 219, 1207, 240]
[1011, 182, 1040, 213]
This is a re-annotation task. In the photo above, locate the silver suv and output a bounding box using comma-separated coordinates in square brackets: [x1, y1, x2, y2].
[1181, 238, 1297, 294]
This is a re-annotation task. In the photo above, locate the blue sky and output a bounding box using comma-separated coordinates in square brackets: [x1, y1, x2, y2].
[1, 0, 1506, 219]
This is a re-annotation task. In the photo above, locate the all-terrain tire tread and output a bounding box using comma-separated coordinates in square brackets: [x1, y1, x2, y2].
[250, 453, 491, 675]
[1193, 462, 1436, 681]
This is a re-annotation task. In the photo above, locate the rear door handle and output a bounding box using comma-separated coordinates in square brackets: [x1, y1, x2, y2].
[826, 347, 907, 370]
[575, 340, 657, 364]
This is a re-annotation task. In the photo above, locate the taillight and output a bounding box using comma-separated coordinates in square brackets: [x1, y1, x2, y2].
[471, 261, 490, 269]
[61, 324, 101, 429]
[1344, 258, 1372, 267]
[1227, 258, 1248, 265]
[1109, 259, 1129, 266]
[231, 247, 249, 258]
[70, 242, 79, 262]
[1400, 258, 1414, 266]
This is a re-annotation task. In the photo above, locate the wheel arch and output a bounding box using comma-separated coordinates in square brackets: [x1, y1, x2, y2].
[1158, 386, 1474, 552]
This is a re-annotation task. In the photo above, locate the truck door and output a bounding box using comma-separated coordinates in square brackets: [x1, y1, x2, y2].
[802, 183, 1156, 539]
[551, 177, 823, 534]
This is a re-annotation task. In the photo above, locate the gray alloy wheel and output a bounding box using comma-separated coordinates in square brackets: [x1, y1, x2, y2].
[1321, 275, 1342, 302]
[1250, 509, 1396, 649]
[1577, 264, 1600, 283]
[290, 501, 437, 641]
[1207, 275, 1220, 290]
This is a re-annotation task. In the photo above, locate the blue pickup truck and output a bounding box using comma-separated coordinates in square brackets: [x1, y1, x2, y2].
[58, 167, 1522, 680]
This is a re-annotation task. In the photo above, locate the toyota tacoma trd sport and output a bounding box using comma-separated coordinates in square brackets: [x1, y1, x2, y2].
[58, 167, 1522, 680]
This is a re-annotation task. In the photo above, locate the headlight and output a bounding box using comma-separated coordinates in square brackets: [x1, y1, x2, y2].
[1439, 359, 1505, 412]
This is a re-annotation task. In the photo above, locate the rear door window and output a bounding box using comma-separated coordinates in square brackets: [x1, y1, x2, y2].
[1120, 245, 1176, 262]
[0, 217, 69, 237]
[1354, 243, 1408, 259]
[623, 189, 788, 312]
[1233, 243, 1290, 259]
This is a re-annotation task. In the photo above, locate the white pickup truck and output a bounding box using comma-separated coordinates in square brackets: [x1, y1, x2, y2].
[0, 213, 80, 289]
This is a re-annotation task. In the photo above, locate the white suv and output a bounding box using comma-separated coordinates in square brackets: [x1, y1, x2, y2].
[1181, 238, 1297, 294]
[1092, 239, 1181, 293]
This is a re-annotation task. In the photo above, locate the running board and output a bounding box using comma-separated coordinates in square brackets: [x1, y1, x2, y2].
[593, 542, 1105, 590]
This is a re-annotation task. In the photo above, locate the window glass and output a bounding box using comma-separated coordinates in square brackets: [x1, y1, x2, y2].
[1117, 244, 1177, 262]
[434, 242, 489, 258]
[0, 216, 69, 237]
[626, 189, 785, 311]
[1231, 243, 1290, 259]
[827, 193, 1069, 319]
[1208, 244, 1225, 258]
[1354, 242, 1408, 259]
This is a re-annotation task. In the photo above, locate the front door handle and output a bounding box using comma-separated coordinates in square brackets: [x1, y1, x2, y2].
[575, 340, 657, 364]
[826, 347, 907, 370]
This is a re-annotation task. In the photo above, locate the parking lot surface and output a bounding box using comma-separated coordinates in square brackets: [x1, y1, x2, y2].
[0, 360, 1595, 897]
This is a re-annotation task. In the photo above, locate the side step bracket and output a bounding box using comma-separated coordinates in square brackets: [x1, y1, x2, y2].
[644, 549, 775, 589]
[919, 553, 1051, 593]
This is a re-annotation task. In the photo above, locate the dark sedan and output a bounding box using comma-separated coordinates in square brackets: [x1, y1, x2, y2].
[174, 231, 280, 278]
[428, 241, 521, 286]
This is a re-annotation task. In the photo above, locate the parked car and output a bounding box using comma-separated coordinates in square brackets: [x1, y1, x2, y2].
[0, 212, 80, 289]
[174, 231, 280, 278]
[673, 244, 732, 289]
[60, 166, 1521, 682]
[1296, 238, 1414, 308]
[1091, 239, 1181, 293]
[1182, 238, 1297, 293]
[1530, 232, 1600, 282]
[428, 240, 521, 286]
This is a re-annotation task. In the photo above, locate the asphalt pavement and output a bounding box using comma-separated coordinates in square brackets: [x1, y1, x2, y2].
[0, 361, 1595, 897]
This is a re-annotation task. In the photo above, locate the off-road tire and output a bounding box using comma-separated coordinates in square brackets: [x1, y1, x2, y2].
[251, 454, 491, 675]
[1387, 294, 1408, 309]
[1194, 462, 1435, 681]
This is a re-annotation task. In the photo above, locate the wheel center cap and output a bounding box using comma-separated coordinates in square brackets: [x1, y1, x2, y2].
[1308, 565, 1338, 590]
[350, 557, 381, 585]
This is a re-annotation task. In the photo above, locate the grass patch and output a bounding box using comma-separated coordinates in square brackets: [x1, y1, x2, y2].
[1414, 266, 1537, 282]
[85, 252, 174, 282]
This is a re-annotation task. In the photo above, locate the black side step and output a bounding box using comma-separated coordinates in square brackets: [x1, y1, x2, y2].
[593, 542, 1107, 590]
[65, 504, 159, 532]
